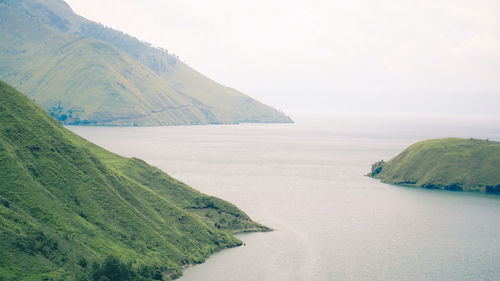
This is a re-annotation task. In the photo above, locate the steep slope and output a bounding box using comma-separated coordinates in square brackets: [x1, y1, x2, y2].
[369, 138, 500, 193]
[0, 80, 269, 280]
[0, 0, 292, 126]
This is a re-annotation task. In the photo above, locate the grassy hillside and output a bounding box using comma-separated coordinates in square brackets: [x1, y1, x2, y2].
[0, 0, 292, 126]
[0, 80, 269, 281]
[369, 138, 500, 193]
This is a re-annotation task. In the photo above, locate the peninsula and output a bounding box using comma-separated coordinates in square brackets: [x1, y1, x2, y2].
[0, 80, 269, 280]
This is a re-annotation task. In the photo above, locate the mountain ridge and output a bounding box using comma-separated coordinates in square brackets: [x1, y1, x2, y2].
[0, 0, 292, 126]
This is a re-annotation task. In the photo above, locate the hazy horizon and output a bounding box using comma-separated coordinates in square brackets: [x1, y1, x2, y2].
[65, 0, 500, 116]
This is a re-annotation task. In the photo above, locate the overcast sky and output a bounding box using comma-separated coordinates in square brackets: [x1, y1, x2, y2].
[65, 0, 500, 115]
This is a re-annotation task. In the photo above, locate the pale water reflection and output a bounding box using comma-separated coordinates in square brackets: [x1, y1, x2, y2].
[68, 113, 500, 281]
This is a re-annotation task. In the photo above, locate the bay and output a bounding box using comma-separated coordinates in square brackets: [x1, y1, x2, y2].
[68, 113, 500, 281]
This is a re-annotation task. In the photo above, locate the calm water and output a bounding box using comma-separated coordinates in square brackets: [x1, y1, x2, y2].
[68, 113, 500, 281]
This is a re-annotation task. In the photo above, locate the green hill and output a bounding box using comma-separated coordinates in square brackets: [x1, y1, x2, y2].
[0, 79, 269, 280]
[0, 0, 292, 126]
[369, 138, 500, 193]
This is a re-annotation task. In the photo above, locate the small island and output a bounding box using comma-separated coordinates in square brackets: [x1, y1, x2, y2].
[369, 138, 500, 193]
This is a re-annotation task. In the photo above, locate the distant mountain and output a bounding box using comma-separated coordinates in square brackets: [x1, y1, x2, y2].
[0, 79, 269, 280]
[369, 138, 500, 193]
[0, 0, 292, 125]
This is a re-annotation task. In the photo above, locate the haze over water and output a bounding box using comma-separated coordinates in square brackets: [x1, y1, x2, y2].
[69, 113, 500, 281]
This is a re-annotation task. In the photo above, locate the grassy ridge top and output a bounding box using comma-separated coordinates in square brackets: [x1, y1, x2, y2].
[0, 80, 269, 280]
[369, 138, 500, 193]
[0, 0, 292, 126]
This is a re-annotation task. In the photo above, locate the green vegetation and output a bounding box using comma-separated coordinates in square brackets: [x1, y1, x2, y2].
[369, 138, 500, 193]
[0, 80, 269, 280]
[0, 0, 292, 126]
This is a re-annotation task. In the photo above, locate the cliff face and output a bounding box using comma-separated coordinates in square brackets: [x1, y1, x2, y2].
[0, 80, 269, 280]
[0, 0, 292, 126]
[369, 138, 500, 193]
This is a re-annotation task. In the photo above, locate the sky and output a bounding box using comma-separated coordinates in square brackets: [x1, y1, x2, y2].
[64, 0, 500, 115]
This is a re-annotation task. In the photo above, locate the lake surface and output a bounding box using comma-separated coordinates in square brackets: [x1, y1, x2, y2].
[68, 113, 500, 281]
